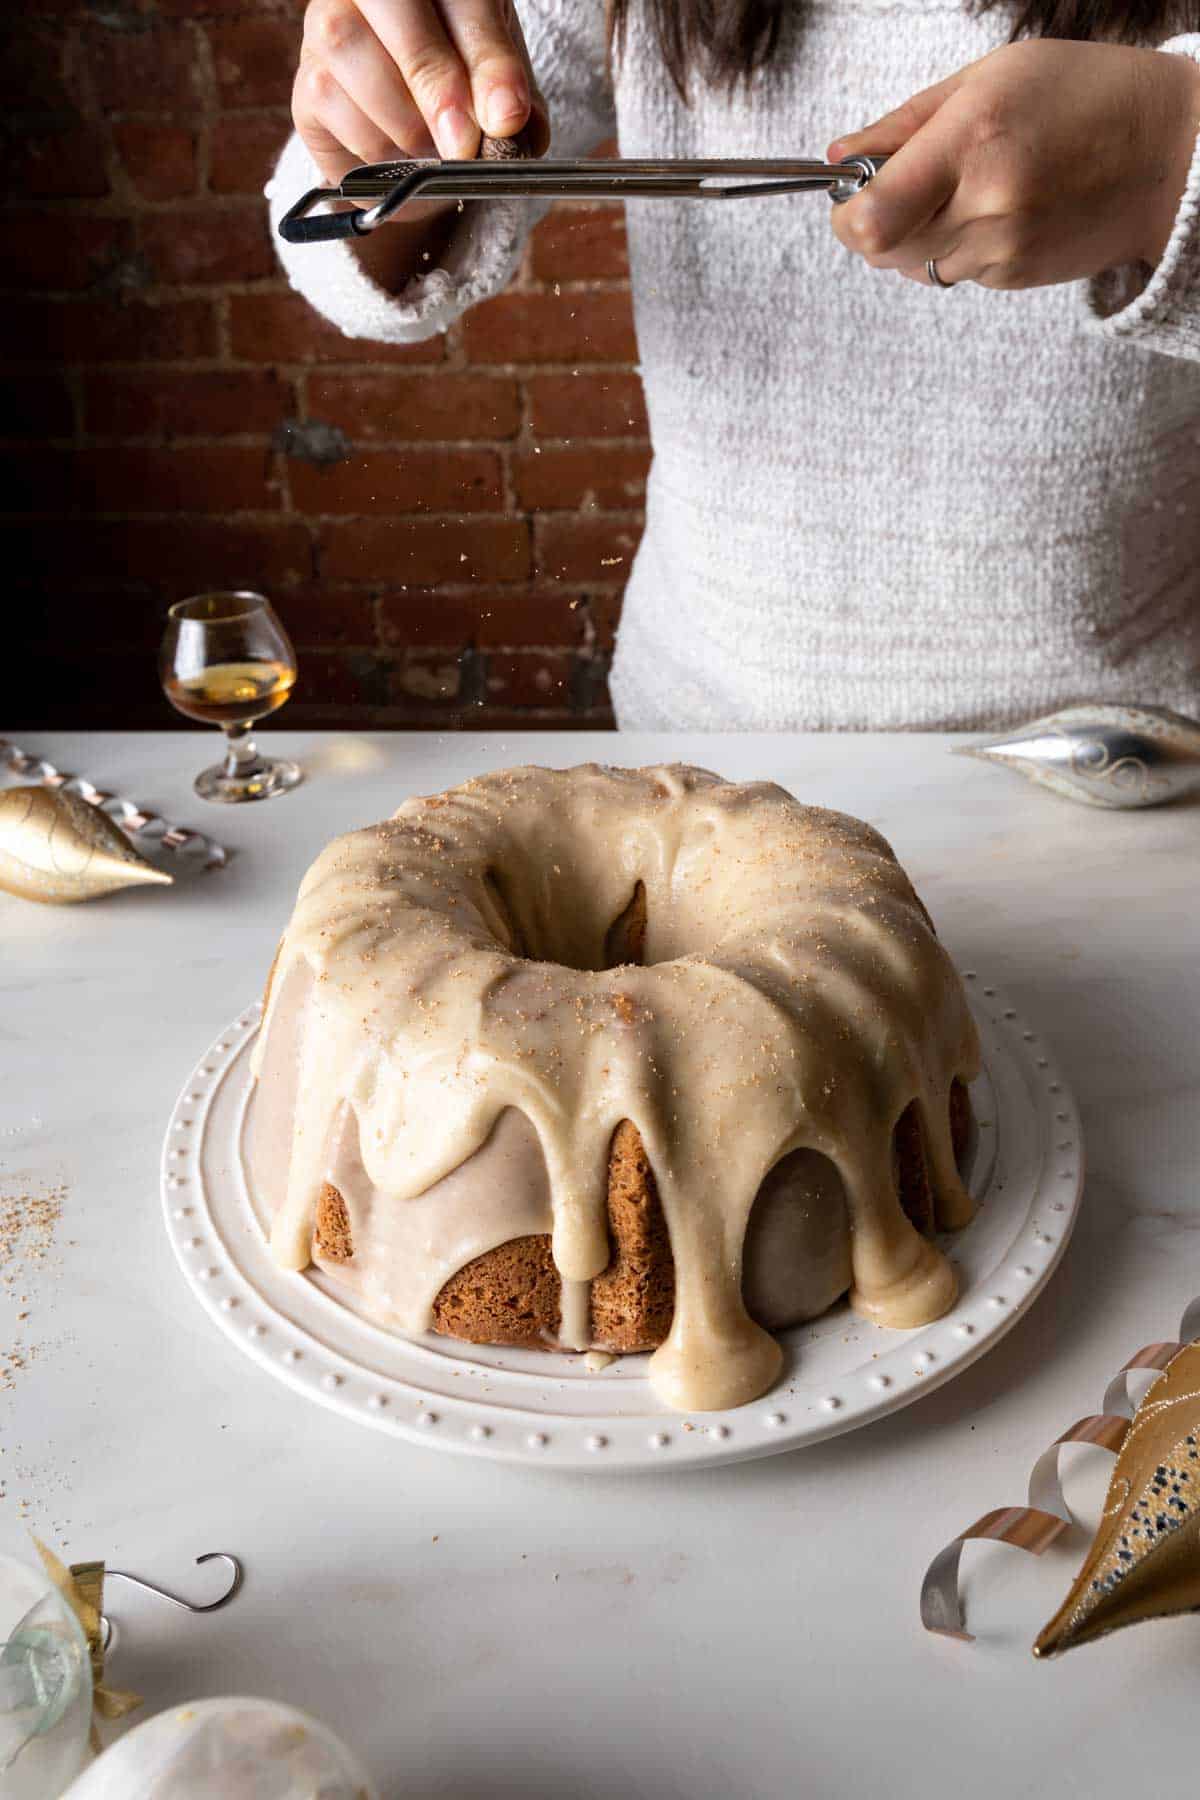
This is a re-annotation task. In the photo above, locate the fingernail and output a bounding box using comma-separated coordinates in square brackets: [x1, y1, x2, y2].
[435, 105, 478, 162]
[484, 84, 527, 137]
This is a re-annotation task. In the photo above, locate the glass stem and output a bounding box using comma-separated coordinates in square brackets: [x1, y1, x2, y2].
[221, 722, 266, 780]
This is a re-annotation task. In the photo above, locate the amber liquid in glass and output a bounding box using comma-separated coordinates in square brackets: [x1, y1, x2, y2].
[164, 659, 296, 727]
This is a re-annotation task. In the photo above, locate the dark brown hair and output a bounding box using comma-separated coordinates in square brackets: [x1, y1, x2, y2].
[608, 0, 1195, 96]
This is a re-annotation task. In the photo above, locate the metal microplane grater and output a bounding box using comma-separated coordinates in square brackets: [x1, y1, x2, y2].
[278, 155, 888, 244]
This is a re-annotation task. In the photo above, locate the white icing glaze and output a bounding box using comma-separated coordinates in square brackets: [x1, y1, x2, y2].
[558, 1279, 592, 1353]
[250, 764, 980, 1412]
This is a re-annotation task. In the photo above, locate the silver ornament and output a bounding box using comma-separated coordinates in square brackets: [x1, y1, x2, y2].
[958, 704, 1200, 809]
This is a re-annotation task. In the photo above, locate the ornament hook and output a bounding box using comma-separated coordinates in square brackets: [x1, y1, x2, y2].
[104, 1552, 243, 1618]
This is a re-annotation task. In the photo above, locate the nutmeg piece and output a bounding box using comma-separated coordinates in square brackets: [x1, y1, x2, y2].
[479, 122, 541, 161]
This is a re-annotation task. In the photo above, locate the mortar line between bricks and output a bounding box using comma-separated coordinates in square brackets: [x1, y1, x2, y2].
[272, 440, 294, 514]
[58, 16, 100, 137]
[193, 17, 218, 197]
[443, 322, 467, 374]
[213, 292, 232, 363]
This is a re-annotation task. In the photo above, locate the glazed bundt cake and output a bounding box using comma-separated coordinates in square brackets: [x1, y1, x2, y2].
[248, 764, 981, 1412]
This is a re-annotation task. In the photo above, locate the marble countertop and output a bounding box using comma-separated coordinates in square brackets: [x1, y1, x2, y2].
[2, 730, 1197, 1799]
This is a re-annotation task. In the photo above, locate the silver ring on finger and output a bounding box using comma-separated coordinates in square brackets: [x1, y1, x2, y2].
[926, 258, 955, 290]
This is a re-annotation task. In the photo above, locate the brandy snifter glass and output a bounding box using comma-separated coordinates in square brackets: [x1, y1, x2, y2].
[160, 591, 303, 803]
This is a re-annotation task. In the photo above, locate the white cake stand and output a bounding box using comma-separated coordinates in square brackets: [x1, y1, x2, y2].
[161, 974, 1083, 1472]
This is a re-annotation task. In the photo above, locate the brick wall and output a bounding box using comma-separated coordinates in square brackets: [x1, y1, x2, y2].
[3, 2, 646, 731]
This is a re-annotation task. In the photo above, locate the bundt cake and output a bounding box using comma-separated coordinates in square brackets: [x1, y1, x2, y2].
[248, 764, 981, 1412]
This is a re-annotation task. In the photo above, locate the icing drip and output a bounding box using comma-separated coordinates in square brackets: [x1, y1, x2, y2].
[558, 1280, 592, 1352]
[250, 764, 981, 1412]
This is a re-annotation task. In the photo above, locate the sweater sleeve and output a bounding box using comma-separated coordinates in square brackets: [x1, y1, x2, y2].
[264, 0, 614, 346]
[1082, 33, 1200, 360]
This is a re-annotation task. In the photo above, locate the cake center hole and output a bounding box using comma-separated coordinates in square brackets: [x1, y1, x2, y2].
[484, 871, 649, 971]
[603, 880, 647, 969]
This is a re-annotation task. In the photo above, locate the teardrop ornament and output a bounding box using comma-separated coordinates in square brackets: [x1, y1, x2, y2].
[0, 786, 173, 904]
[958, 704, 1200, 809]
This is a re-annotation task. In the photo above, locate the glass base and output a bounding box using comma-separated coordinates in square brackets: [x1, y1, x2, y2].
[194, 757, 303, 804]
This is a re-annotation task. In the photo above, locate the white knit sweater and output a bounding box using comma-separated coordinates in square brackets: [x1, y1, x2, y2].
[267, 2, 1200, 730]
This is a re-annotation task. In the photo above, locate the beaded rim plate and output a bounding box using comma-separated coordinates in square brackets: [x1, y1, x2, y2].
[161, 976, 1083, 1472]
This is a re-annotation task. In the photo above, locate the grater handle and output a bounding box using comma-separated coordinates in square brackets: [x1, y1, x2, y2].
[279, 190, 368, 243]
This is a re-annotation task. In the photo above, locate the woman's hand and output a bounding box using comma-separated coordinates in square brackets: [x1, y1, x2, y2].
[294, 0, 550, 178]
[828, 41, 1200, 289]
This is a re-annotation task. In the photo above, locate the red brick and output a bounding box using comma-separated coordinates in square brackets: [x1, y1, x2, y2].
[474, 591, 594, 647]
[0, 25, 71, 112]
[306, 373, 521, 442]
[514, 445, 651, 511]
[210, 20, 298, 109]
[378, 587, 589, 649]
[320, 517, 531, 584]
[394, 650, 467, 704]
[288, 649, 389, 711]
[289, 448, 503, 515]
[377, 588, 473, 649]
[8, 128, 111, 199]
[209, 112, 290, 194]
[2, 446, 280, 515]
[0, 518, 311, 590]
[82, 21, 201, 115]
[485, 650, 572, 708]
[527, 372, 648, 439]
[6, 217, 132, 294]
[0, 374, 75, 440]
[138, 208, 275, 285]
[84, 446, 280, 513]
[85, 369, 294, 438]
[530, 207, 629, 282]
[115, 124, 198, 200]
[12, 297, 219, 363]
[534, 515, 643, 582]
[462, 290, 638, 365]
[274, 583, 374, 646]
[228, 293, 446, 364]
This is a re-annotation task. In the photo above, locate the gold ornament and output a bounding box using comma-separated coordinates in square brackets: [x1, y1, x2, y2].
[1034, 1336, 1200, 1657]
[0, 787, 172, 905]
